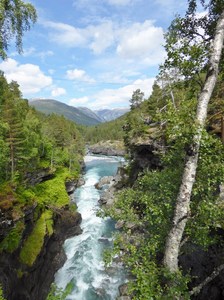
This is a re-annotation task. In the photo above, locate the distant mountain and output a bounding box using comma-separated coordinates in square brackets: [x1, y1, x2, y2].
[29, 99, 101, 126]
[77, 107, 103, 123]
[94, 108, 129, 122]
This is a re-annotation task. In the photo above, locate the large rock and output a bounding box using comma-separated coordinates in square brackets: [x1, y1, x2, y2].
[128, 137, 165, 183]
[95, 176, 114, 189]
[118, 283, 129, 296]
[179, 239, 224, 300]
[99, 188, 116, 207]
[25, 168, 54, 186]
[88, 140, 126, 156]
[98, 167, 128, 208]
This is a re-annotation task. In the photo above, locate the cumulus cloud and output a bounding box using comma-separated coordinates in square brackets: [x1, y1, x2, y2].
[88, 22, 114, 54]
[88, 77, 155, 109]
[43, 19, 165, 63]
[0, 58, 52, 94]
[66, 68, 95, 83]
[51, 87, 66, 97]
[116, 20, 165, 64]
[44, 20, 115, 54]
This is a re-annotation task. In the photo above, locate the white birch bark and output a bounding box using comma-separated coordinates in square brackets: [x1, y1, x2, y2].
[163, 10, 224, 273]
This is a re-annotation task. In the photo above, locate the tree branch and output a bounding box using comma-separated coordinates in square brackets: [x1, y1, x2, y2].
[189, 264, 224, 296]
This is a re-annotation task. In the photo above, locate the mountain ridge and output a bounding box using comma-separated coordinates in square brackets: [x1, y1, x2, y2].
[30, 98, 129, 125]
[94, 108, 129, 122]
[29, 99, 101, 126]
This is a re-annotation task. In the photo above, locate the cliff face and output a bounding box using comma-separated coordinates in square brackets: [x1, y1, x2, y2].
[88, 140, 126, 156]
[0, 171, 82, 300]
[1, 209, 81, 300]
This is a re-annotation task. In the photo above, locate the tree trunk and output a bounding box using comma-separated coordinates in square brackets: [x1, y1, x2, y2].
[10, 137, 15, 180]
[163, 10, 224, 273]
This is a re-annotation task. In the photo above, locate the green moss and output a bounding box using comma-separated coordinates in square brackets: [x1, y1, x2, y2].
[69, 203, 77, 212]
[16, 188, 36, 204]
[0, 221, 25, 253]
[17, 268, 24, 279]
[0, 285, 6, 300]
[45, 210, 54, 235]
[33, 168, 72, 208]
[47, 281, 74, 300]
[19, 210, 53, 266]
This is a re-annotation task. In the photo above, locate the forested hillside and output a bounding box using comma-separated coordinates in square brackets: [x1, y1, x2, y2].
[0, 72, 85, 300]
[81, 115, 125, 144]
[102, 1, 224, 299]
[30, 99, 102, 126]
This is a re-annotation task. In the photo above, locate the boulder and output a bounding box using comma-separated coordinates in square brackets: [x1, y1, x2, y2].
[95, 176, 114, 189]
[119, 283, 129, 296]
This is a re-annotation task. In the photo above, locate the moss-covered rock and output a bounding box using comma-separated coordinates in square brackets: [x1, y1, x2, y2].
[19, 210, 53, 266]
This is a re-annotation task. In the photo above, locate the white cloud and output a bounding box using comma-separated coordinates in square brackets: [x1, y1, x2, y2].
[0, 58, 53, 94]
[67, 77, 155, 109]
[44, 20, 115, 54]
[89, 77, 155, 109]
[45, 21, 86, 47]
[116, 20, 165, 64]
[69, 96, 90, 106]
[66, 68, 95, 83]
[43, 19, 165, 66]
[88, 22, 114, 54]
[51, 87, 66, 97]
[107, 0, 132, 6]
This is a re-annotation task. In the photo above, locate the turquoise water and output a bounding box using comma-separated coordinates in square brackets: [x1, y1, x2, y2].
[55, 155, 125, 300]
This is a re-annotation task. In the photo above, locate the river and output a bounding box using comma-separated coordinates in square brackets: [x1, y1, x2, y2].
[55, 155, 125, 300]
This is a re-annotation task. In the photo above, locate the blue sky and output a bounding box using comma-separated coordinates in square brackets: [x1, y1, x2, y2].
[0, 0, 188, 109]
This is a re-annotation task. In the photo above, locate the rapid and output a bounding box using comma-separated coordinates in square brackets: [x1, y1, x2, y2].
[55, 155, 126, 300]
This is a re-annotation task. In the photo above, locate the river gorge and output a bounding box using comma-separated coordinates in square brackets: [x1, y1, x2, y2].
[55, 155, 126, 300]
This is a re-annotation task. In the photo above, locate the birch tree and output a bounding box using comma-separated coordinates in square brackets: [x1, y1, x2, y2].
[0, 0, 37, 59]
[163, 2, 224, 273]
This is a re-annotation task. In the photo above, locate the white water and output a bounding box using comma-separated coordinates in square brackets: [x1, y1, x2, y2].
[55, 155, 125, 300]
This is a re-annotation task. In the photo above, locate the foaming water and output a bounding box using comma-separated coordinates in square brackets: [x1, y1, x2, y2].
[55, 155, 125, 300]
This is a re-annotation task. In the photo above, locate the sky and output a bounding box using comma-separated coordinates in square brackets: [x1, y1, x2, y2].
[0, 0, 188, 110]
